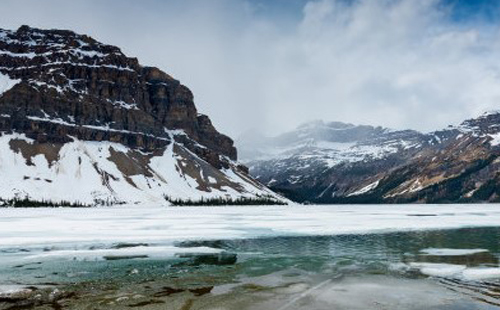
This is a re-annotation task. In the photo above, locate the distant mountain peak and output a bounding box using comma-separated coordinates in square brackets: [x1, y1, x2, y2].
[480, 109, 500, 117]
[241, 112, 500, 204]
[455, 109, 500, 135]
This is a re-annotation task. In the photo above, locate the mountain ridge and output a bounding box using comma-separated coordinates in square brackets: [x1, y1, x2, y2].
[0, 25, 283, 206]
[239, 111, 500, 204]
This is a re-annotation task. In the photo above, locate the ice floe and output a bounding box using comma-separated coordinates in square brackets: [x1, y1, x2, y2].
[419, 248, 489, 256]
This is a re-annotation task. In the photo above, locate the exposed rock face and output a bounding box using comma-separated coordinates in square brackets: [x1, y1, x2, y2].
[0, 26, 280, 205]
[239, 113, 500, 204]
[0, 25, 235, 163]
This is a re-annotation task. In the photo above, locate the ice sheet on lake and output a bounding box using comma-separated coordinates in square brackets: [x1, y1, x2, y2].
[408, 262, 500, 281]
[24, 246, 222, 261]
[1, 204, 500, 261]
[462, 268, 500, 280]
[409, 262, 467, 278]
[420, 248, 489, 256]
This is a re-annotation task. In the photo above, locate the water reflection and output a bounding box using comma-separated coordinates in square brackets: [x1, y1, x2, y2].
[2, 227, 500, 309]
[178, 227, 500, 277]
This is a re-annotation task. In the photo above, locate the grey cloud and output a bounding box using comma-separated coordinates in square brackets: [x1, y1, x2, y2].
[1, 0, 500, 137]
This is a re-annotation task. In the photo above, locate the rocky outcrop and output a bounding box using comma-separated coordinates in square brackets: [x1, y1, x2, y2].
[0, 25, 235, 165]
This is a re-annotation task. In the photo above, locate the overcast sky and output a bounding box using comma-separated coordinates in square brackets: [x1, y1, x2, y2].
[2, 0, 500, 137]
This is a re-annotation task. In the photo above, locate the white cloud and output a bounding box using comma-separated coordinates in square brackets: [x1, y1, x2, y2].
[1, 0, 500, 137]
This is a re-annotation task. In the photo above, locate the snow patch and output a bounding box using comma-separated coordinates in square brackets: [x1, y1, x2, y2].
[0, 50, 36, 59]
[488, 132, 500, 146]
[113, 100, 139, 110]
[347, 180, 380, 196]
[0, 73, 20, 96]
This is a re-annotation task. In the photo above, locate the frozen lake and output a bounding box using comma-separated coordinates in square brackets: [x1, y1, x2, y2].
[2, 204, 500, 309]
[2, 204, 500, 252]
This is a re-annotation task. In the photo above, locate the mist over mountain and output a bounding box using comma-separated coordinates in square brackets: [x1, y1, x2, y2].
[239, 112, 500, 203]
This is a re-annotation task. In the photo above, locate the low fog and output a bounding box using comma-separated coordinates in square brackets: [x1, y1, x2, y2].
[2, 0, 500, 138]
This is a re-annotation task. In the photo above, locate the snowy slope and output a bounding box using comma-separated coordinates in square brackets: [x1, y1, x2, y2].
[0, 132, 278, 205]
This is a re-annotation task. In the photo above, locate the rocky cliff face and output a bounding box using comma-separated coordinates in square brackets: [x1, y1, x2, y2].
[0, 26, 280, 205]
[239, 113, 500, 204]
[0, 26, 235, 163]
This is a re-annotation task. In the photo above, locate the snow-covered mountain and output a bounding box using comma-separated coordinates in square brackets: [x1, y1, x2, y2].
[0, 26, 282, 206]
[239, 114, 500, 204]
[239, 120, 425, 166]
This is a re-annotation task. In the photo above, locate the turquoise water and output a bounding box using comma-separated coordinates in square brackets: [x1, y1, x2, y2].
[2, 227, 500, 309]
